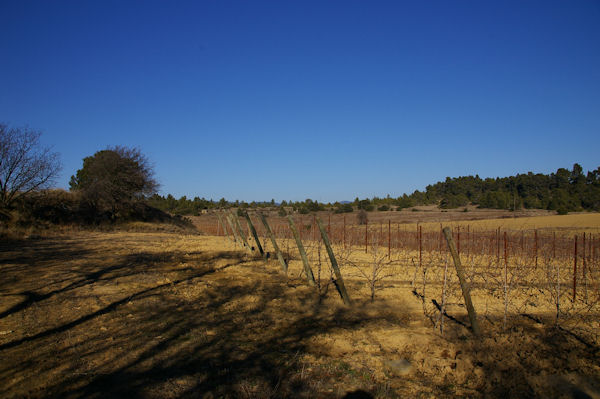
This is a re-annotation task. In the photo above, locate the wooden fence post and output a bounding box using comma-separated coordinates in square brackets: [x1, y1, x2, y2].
[217, 213, 232, 242]
[244, 212, 265, 258]
[231, 212, 250, 249]
[583, 232, 588, 303]
[365, 219, 368, 253]
[466, 225, 470, 258]
[504, 232, 508, 268]
[573, 235, 578, 302]
[317, 217, 352, 306]
[388, 220, 391, 258]
[419, 225, 422, 269]
[287, 216, 315, 286]
[457, 225, 461, 255]
[259, 213, 288, 274]
[534, 229, 538, 268]
[442, 227, 481, 336]
[503, 231, 509, 330]
[343, 215, 346, 249]
[496, 227, 500, 265]
[226, 214, 240, 245]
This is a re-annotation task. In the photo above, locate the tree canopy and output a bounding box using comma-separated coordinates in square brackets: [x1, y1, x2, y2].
[421, 164, 600, 212]
[70, 146, 158, 217]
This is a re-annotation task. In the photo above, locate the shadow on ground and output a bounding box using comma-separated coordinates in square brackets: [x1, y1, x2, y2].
[2, 234, 599, 398]
[0, 235, 395, 398]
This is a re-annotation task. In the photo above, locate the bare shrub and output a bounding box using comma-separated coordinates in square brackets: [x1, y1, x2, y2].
[0, 124, 61, 209]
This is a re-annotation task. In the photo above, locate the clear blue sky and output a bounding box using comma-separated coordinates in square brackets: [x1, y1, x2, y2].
[1, 1, 599, 203]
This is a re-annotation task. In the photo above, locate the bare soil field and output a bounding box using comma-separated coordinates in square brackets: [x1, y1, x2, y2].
[190, 206, 553, 229]
[191, 208, 600, 237]
[1, 230, 600, 398]
[345, 205, 555, 226]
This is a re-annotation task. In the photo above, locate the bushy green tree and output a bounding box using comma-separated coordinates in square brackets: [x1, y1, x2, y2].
[70, 146, 158, 218]
[357, 199, 374, 211]
[334, 203, 353, 213]
[439, 194, 469, 209]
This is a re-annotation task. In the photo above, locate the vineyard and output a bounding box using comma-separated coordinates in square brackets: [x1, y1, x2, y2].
[2, 215, 600, 397]
[195, 212, 600, 345]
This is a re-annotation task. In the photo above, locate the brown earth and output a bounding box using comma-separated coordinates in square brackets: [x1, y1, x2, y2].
[190, 206, 558, 230]
[1, 232, 599, 398]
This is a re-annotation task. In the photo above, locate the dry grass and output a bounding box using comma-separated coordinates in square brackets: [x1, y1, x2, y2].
[418, 213, 600, 234]
[2, 230, 600, 398]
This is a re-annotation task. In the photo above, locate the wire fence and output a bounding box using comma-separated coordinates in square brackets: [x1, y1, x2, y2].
[195, 212, 600, 344]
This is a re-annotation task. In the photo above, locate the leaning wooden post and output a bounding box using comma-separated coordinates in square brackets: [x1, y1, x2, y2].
[583, 232, 588, 303]
[231, 212, 250, 249]
[343, 215, 346, 249]
[443, 227, 481, 336]
[573, 235, 578, 302]
[259, 213, 288, 274]
[496, 227, 500, 265]
[419, 225, 422, 269]
[365, 219, 368, 253]
[244, 212, 265, 258]
[217, 213, 232, 242]
[287, 215, 316, 286]
[317, 217, 352, 306]
[388, 220, 391, 258]
[225, 214, 240, 245]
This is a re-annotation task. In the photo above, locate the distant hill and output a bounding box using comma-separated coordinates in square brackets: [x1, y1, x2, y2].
[403, 163, 600, 212]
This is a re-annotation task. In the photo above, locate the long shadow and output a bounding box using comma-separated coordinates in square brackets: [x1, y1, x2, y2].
[0, 238, 249, 320]
[53, 284, 389, 398]
[3, 236, 476, 397]
[431, 298, 468, 329]
[1, 235, 396, 398]
[0, 239, 93, 265]
[0, 291, 50, 319]
[0, 260, 243, 351]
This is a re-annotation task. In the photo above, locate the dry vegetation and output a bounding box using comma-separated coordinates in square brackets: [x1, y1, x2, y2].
[2, 212, 600, 398]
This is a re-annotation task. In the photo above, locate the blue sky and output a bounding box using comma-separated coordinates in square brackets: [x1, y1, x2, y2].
[1, 1, 599, 203]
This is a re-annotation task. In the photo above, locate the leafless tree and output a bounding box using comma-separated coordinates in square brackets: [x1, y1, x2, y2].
[0, 124, 61, 209]
[342, 230, 397, 301]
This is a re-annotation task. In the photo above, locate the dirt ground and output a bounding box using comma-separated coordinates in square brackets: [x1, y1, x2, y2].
[191, 206, 558, 229]
[1, 232, 599, 398]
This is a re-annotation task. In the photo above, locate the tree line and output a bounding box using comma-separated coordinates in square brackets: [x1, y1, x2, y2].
[149, 164, 600, 216]
[420, 164, 600, 213]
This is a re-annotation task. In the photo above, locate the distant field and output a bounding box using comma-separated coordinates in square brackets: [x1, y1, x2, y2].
[191, 208, 600, 236]
[418, 213, 600, 234]
[349, 205, 555, 226]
